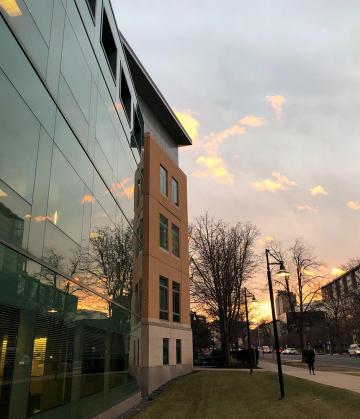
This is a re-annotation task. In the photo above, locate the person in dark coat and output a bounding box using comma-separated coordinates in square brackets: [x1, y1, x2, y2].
[304, 343, 316, 375]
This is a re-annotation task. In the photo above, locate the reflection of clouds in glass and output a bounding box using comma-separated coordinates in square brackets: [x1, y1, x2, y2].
[0, 188, 7, 197]
[80, 194, 95, 204]
[0, 0, 22, 17]
[111, 178, 134, 198]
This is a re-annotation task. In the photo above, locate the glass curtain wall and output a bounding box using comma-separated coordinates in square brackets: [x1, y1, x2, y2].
[0, 1, 143, 418]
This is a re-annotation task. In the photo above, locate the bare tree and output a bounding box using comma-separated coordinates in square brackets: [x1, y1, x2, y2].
[189, 213, 259, 366]
[86, 223, 133, 315]
[273, 239, 323, 355]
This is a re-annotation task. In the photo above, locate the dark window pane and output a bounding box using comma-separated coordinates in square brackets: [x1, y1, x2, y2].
[120, 70, 131, 122]
[176, 339, 181, 364]
[160, 214, 168, 250]
[160, 277, 168, 320]
[163, 338, 169, 365]
[101, 10, 117, 80]
[172, 224, 180, 257]
[131, 107, 144, 150]
[172, 282, 180, 323]
[86, 0, 96, 20]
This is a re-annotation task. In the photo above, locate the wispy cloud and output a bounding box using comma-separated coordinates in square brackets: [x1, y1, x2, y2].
[194, 115, 264, 184]
[174, 108, 200, 145]
[239, 115, 265, 127]
[266, 95, 286, 119]
[195, 155, 234, 184]
[258, 235, 274, 246]
[296, 204, 317, 212]
[251, 172, 296, 193]
[309, 185, 328, 196]
[347, 200, 360, 210]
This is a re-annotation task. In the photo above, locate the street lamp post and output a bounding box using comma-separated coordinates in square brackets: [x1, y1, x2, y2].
[244, 288, 256, 374]
[265, 249, 289, 400]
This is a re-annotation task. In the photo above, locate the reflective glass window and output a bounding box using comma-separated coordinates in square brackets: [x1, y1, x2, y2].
[0, 179, 31, 249]
[163, 338, 169, 365]
[159, 277, 168, 320]
[172, 223, 180, 257]
[172, 282, 180, 323]
[160, 214, 168, 250]
[61, 18, 92, 120]
[0, 69, 40, 202]
[47, 146, 85, 244]
[160, 165, 168, 196]
[24, 0, 54, 45]
[120, 69, 131, 122]
[101, 9, 117, 80]
[96, 96, 116, 166]
[172, 178, 179, 206]
[176, 339, 182, 364]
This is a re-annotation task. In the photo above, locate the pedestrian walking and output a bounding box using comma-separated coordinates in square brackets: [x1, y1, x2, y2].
[304, 343, 316, 375]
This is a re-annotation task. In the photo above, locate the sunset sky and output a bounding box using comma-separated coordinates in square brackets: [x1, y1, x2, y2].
[114, 1, 360, 319]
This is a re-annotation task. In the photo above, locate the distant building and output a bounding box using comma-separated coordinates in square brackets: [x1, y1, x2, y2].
[275, 290, 296, 317]
[322, 265, 360, 301]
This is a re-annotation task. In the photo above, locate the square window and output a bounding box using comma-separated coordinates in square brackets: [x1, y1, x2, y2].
[160, 165, 168, 196]
[101, 10, 117, 80]
[120, 70, 131, 121]
[172, 178, 179, 206]
[163, 338, 169, 365]
[160, 214, 168, 250]
[172, 224, 180, 257]
[176, 339, 181, 364]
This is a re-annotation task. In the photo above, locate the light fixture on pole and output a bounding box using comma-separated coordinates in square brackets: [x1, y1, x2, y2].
[265, 249, 289, 400]
[244, 288, 256, 374]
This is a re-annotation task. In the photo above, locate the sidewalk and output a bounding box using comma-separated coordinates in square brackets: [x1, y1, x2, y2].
[260, 360, 360, 394]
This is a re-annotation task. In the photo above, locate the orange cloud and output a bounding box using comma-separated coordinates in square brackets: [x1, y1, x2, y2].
[310, 185, 328, 196]
[258, 236, 274, 246]
[111, 178, 134, 199]
[251, 172, 296, 192]
[81, 194, 96, 204]
[239, 115, 265, 127]
[266, 95, 286, 119]
[195, 155, 234, 185]
[347, 201, 360, 210]
[296, 204, 317, 212]
[0, 188, 7, 197]
[174, 109, 200, 145]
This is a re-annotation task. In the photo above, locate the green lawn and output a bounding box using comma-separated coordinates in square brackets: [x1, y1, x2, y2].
[134, 371, 360, 419]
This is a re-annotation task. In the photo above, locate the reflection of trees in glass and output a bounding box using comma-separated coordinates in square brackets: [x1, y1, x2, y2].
[86, 223, 133, 315]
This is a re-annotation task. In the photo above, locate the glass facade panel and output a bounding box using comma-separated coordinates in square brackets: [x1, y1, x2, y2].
[47, 147, 85, 244]
[0, 243, 136, 419]
[0, 179, 31, 249]
[61, 18, 92, 120]
[24, 0, 54, 45]
[0, 69, 40, 202]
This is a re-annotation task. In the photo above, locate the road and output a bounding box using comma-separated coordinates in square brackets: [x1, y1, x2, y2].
[262, 353, 360, 374]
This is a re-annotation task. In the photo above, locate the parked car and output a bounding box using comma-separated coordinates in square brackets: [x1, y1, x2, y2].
[282, 347, 298, 355]
[261, 346, 272, 354]
[348, 344, 360, 357]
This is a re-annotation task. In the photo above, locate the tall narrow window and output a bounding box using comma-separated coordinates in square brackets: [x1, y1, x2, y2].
[86, 0, 96, 21]
[120, 70, 131, 121]
[160, 165, 168, 196]
[160, 277, 168, 320]
[173, 282, 180, 322]
[172, 178, 179, 206]
[163, 338, 169, 365]
[172, 223, 180, 257]
[136, 218, 143, 256]
[132, 107, 144, 150]
[101, 10, 117, 79]
[160, 214, 168, 250]
[176, 339, 182, 364]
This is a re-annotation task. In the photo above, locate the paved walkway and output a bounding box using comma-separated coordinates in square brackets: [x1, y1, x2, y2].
[260, 360, 360, 394]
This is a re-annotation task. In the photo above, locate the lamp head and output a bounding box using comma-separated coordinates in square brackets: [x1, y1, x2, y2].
[276, 261, 290, 277]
